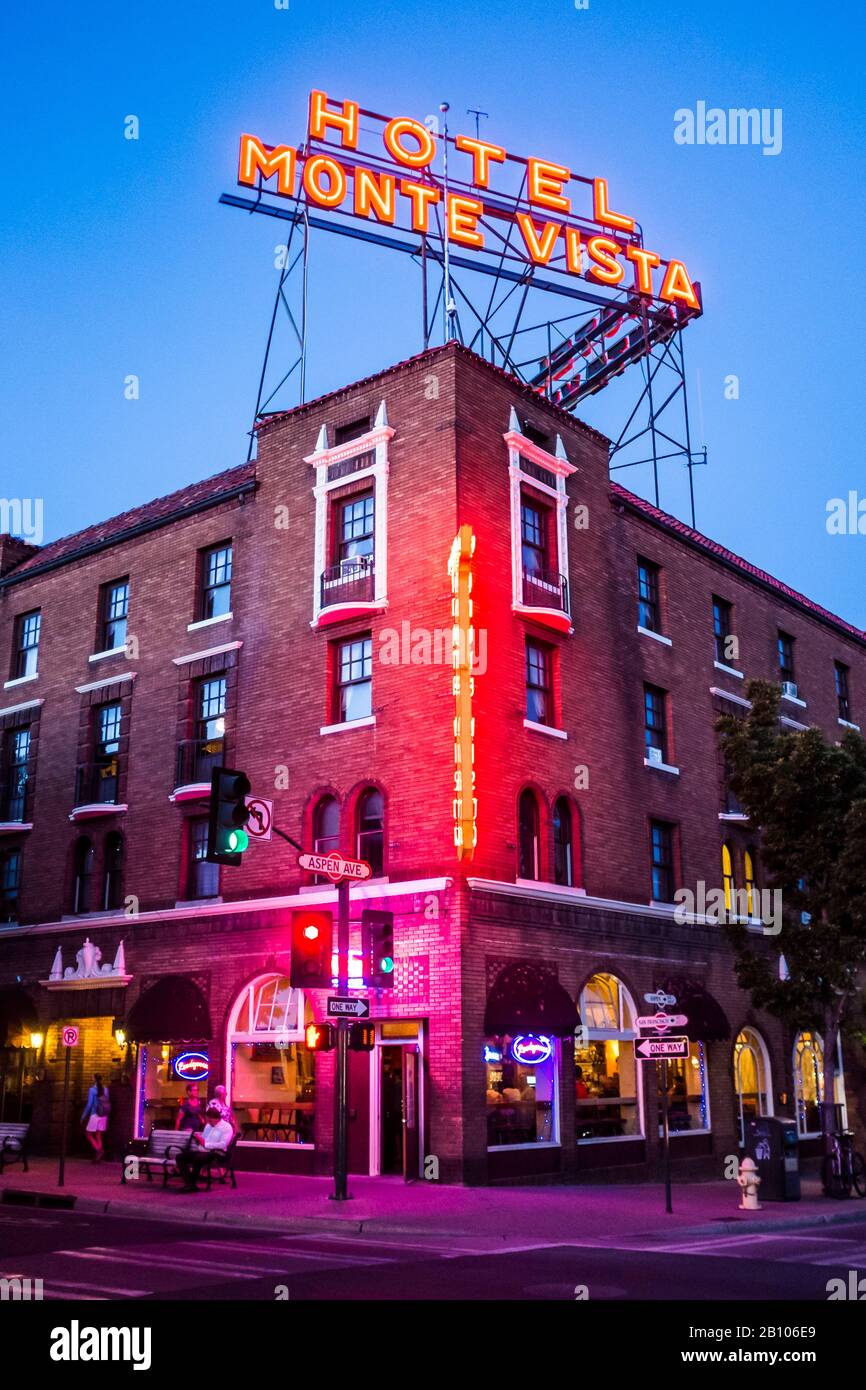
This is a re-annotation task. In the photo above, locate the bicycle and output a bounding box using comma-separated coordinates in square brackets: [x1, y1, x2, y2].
[822, 1129, 866, 1199]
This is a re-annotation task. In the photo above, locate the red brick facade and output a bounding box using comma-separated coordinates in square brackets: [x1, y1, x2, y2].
[1, 343, 864, 1184]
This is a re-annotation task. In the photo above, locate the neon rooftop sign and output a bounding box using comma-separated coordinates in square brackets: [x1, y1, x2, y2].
[234, 89, 701, 314]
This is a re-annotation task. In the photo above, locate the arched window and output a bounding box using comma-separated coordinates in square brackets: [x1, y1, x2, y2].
[744, 848, 757, 918]
[518, 790, 540, 880]
[576, 974, 642, 1140]
[734, 1027, 772, 1144]
[313, 796, 340, 857]
[553, 797, 576, 887]
[793, 1031, 847, 1137]
[226, 975, 314, 1148]
[721, 843, 734, 915]
[356, 788, 384, 876]
[103, 832, 124, 911]
[72, 836, 94, 914]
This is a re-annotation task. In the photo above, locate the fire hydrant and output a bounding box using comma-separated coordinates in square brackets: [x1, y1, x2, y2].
[738, 1155, 762, 1210]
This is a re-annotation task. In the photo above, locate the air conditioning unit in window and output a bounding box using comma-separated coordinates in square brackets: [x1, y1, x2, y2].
[647, 745, 664, 766]
[781, 680, 799, 700]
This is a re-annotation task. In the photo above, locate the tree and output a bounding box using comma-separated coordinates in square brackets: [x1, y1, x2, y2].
[717, 680, 866, 1143]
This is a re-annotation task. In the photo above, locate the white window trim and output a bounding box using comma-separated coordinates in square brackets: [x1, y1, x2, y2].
[713, 660, 744, 680]
[88, 645, 127, 664]
[523, 718, 567, 740]
[505, 424, 576, 619]
[172, 641, 242, 667]
[320, 714, 377, 736]
[838, 717, 861, 731]
[0, 697, 43, 717]
[719, 812, 749, 822]
[187, 612, 233, 633]
[3, 674, 37, 690]
[307, 404, 394, 626]
[781, 690, 808, 708]
[780, 715, 809, 732]
[74, 672, 137, 695]
[710, 685, 752, 709]
[656, 1041, 711, 1137]
[644, 757, 680, 775]
[638, 625, 672, 647]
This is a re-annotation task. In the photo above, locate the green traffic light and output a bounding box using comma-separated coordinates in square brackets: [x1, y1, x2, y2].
[228, 828, 249, 853]
[380, 955, 394, 974]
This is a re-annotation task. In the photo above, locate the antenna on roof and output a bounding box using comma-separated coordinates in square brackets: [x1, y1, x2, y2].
[466, 107, 489, 140]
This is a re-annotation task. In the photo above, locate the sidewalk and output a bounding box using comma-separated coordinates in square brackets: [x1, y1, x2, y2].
[4, 1157, 866, 1243]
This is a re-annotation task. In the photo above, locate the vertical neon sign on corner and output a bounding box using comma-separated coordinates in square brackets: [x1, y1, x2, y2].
[449, 524, 477, 859]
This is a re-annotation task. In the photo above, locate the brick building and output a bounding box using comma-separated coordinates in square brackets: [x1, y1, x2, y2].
[0, 341, 864, 1184]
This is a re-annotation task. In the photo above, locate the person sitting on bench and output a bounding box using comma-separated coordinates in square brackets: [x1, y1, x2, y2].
[176, 1105, 233, 1192]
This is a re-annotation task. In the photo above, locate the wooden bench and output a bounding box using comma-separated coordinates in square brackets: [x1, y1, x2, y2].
[0, 1122, 30, 1174]
[121, 1129, 193, 1187]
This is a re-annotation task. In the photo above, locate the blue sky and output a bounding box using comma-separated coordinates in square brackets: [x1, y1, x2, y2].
[2, 0, 864, 625]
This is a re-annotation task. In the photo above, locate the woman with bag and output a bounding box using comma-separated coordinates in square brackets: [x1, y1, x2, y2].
[81, 1073, 111, 1161]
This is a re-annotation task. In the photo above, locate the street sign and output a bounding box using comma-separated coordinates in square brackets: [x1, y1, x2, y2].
[298, 851, 372, 883]
[635, 1011, 689, 1033]
[644, 990, 677, 1008]
[62, 1026, 79, 1047]
[245, 796, 273, 840]
[327, 996, 371, 1019]
[634, 1035, 690, 1061]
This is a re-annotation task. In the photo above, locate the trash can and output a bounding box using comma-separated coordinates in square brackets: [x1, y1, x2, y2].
[746, 1116, 800, 1201]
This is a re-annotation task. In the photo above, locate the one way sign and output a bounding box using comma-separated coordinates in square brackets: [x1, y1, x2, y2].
[634, 1035, 690, 1061]
[327, 996, 370, 1019]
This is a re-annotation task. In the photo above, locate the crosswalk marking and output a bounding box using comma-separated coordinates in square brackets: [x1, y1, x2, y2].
[54, 1248, 262, 1280]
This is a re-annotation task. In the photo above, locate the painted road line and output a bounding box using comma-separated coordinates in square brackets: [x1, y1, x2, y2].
[54, 1248, 262, 1280]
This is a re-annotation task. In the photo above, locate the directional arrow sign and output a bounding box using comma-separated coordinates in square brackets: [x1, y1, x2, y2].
[635, 1011, 689, 1033]
[298, 851, 372, 883]
[327, 996, 370, 1019]
[634, 1035, 690, 1061]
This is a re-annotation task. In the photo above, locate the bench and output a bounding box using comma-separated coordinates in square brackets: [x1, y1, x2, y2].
[0, 1122, 30, 1174]
[121, 1129, 193, 1187]
[189, 1131, 240, 1192]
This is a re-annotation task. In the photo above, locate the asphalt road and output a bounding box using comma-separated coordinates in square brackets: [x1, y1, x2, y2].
[1, 1205, 866, 1302]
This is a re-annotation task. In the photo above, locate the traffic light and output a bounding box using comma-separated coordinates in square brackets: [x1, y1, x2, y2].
[207, 767, 252, 865]
[304, 1021, 335, 1052]
[290, 909, 334, 989]
[349, 1022, 375, 1052]
[361, 909, 395, 989]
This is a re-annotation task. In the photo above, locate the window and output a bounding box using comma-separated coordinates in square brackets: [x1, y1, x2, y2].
[712, 596, 733, 665]
[72, 836, 94, 914]
[637, 559, 661, 633]
[95, 702, 122, 804]
[226, 975, 314, 1147]
[337, 492, 374, 564]
[658, 1043, 710, 1132]
[793, 1031, 847, 1137]
[103, 832, 124, 911]
[650, 820, 675, 902]
[721, 843, 734, 916]
[734, 1028, 772, 1145]
[521, 419, 552, 449]
[485, 1034, 558, 1147]
[356, 788, 384, 876]
[334, 416, 371, 445]
[643, 684, 668, 762]
[194, 676, 226, 780]
[835, 662, 852, 722]
[0, 848, 22, 922]
[99, 579, 129, 652]
[520, 498, 547, 578]
[778, 630, 795, 683]
[744, 848, 757, 917]
[518, 789, 540, 880]
[525, 639, 552, 725]
[188, 818, 219, 899]
[200, 543, 233, 621]
[336, 636, 372, 722]
[553, 797, 576, 887]
[3, 727, 30, 822]
[576, 974, 642, 1140]
[312, 795, 340, 882]
[12, 610, 40, 680]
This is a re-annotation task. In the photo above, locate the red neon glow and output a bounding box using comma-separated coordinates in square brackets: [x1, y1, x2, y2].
[308, 89, 359, 149]
[400, 179, 440, 232]
[527, 157, 571, 213]
[626, 244, 661, 296]
[448, 194, 484, 247]
[586, 236, 626, 286]
[354, 167, 396, 224]
[455, 133, 506, 188]
[659, 258, 701, 310]
[237, 134, 297, 197]
[592, 177, 635, 232]
[515, 214, 561, 266]
[383, 116, 435, 168]
[303, 154, 347, 207]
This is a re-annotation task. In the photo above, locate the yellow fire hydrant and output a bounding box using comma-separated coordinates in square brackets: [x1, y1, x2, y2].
[738, 1155, 762, 1210]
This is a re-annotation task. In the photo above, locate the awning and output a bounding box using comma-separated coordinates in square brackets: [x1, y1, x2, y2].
[484, 962, 579, 1039]
[125, 975, 212, 1045]
[657, 976, 730, 1042]
[0, 986, 39, 1046]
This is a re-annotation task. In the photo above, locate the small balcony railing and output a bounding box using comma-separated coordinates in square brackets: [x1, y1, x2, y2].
[522, 566, 569, 614]
[175, 737, 224, 790]
[74, 759, 120, 807]
[320, 556, 375, 610]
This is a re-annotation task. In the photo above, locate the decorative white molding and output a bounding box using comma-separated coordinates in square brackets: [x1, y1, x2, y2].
[68, 802, 129, 822]
[42, 937, 132, 990]
[838, 717, 861, 731]
[710, 685, 752, 709]
[75, 672, 137, 694]
[374, 399, 388, 428]
[502, 429, 578, 478]
[172, 641, 242, 666]
[637, 625, 673, 647]
[780, 715, 809, 732]
[781, 690, 807, 709]
[643, 757, 680, 776]
[0, 697, 44, 718]
[719, 812, 749, 822]
[187, 612, 233, 633]
[319, 715, 377, 736]
[3, 673, 37, 690]
[168, 783, 211, 803]
[713, 661, 744, 680]
[523, 718, 567, 740]
[309, 420, 394, 625]
[88, 645, 127, 664]
[0, 821, 32, 835]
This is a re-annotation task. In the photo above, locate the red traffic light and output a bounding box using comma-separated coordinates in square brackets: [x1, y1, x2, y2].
[305, 1021, 335, 1052]
[290, 910, 333, 989]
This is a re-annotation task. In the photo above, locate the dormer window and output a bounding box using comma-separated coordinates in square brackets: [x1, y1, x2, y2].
[505, 411, 576, 635]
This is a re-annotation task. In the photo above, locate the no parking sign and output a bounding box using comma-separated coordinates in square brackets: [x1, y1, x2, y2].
[62, 1025, 79, 1047]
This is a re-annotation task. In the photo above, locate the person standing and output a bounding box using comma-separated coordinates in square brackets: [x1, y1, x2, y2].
[81, 1073, 111, 1162]
[209, 1084, 236, 1130]
[175, 1082, 204, 1132]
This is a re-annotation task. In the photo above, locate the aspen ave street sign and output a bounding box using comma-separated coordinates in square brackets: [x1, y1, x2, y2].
[327, 997, 370, 1019]
[635, 1012, 689, 1033]
[644, 990, 677, 1009]
[634, 1036, 690, 1061]
[297, 852, 372, 882]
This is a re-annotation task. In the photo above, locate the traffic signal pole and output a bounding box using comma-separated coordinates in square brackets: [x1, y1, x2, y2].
[332, 877, 351, 1201]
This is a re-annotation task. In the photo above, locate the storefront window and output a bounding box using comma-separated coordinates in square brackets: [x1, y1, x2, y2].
[485, 1035, 557, 1147]
[734, 1027, 772, 1145]
[227, 975, 314, 1146]
[575, 974, 642, 1140]
[138, 1045, 211, 1133]
[657, 1042, 710, 1132]
[794, 1030, 847, 1137]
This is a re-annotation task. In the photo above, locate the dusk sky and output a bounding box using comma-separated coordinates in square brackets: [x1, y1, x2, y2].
[3, 0, 864, 624]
